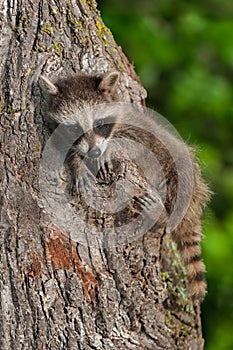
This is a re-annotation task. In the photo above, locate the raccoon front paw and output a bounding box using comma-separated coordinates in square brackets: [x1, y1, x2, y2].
[98, 150, 114, 182]
[98, 156, 128, 184]
[98, 159, 113, 182]
[134, 193, 164, 219]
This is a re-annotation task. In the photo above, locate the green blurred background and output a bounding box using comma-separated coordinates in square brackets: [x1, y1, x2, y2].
[99, 1, 233, 349]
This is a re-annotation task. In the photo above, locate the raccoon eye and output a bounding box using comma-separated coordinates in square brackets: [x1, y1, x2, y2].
[67, 124, 82, 135]
[94, 118, 114, 137]
[94, 119, 104, 129]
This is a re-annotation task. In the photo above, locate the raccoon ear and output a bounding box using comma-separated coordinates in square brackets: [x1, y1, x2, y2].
[39, 75, 59, 95]
[98, 71, 120, 93]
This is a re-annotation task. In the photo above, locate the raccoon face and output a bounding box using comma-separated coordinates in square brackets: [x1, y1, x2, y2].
[39, 71, 120, 159]
[68, 116, 116, 159]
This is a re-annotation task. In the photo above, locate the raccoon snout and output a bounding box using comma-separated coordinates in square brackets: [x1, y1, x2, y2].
[87, 146, 101, 159]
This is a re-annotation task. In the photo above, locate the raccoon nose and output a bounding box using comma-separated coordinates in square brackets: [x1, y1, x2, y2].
[87, 146, 101, 158]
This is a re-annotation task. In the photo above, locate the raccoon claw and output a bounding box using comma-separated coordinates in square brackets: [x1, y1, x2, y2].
[98, 155, 114, 182]
[136, 194, 158, 209]
[99, 159, 107, 180]
[135, 193, 164, 218]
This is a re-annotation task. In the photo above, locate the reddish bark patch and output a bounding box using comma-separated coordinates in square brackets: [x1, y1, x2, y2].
[73, 249, 98, 303]
[46, 229, 72, 269]
[46, 227, 98, 302]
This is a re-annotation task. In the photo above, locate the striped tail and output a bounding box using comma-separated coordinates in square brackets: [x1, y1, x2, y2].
[172, 159, 211, 301]
[176, 229, 207, 300]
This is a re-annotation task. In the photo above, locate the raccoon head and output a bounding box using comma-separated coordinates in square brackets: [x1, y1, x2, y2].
[39, 71, 120, 159]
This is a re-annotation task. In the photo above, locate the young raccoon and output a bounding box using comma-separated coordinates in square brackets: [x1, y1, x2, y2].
[39, 70, 210, 301]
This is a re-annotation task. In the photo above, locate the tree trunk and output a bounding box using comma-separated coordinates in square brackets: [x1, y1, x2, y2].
[0, 0, 204, 349]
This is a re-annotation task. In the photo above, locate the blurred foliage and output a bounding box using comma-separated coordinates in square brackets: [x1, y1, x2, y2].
[99, 1, 233, 349]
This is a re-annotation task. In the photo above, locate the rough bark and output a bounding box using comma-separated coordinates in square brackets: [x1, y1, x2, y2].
[0, 0, 204, 349]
